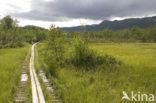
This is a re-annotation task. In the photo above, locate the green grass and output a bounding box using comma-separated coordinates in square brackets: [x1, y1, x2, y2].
[37, 43, 156, 103]
[0, 44, 30, 103]
[25, 47, 32, 103]
[91, 43, 156, 68]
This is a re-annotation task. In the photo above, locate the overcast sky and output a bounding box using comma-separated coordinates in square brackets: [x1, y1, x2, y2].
[1, 0, 156, 28]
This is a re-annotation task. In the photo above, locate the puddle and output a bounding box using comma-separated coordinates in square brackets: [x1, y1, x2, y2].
[40, 70, 49, 83]
[21, 74, 28, 82]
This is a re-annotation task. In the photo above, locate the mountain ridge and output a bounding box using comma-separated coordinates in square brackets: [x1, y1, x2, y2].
[61, 16, 156, 31]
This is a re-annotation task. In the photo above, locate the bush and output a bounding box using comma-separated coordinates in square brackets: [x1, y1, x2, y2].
[70, 36, 96, 67]
[44, 29, 120, 74]
[3, 42, 24, 48]
[45, 26, 65, 76]
[70, 36, 120, 70]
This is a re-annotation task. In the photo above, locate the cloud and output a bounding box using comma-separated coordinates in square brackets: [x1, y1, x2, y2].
[12, 0, 156, 21]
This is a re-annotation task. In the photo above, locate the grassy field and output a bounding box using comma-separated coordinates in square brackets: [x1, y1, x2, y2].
[0, 44, 30, 103]
[91, 43, 156, 68]
[37, 43, 156, 103]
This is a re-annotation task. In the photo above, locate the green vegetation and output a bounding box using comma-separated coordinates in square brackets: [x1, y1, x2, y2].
[70, 36, 120, 69]
[37, 42, 156, 103]
[91, 43, 156, 67]
[66, 25, 156, 43]
[35, 25, 156, 102]
[0, 16, 47, 48]
[25, 47, 32, 103]
[45, 26, 65, 76]
[0, 44, 30, 103]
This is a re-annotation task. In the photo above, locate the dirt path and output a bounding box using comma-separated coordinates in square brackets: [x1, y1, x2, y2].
[30, 43, 45, 103]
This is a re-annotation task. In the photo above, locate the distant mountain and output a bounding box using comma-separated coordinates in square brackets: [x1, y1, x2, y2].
[61, 16, 156, 31]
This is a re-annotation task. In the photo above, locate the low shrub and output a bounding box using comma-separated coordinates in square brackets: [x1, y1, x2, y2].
[70, 36, 120, 70]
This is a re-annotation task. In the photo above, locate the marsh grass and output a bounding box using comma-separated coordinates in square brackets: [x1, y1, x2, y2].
[25, 47, 32, 103]
[37, 43, 156, 103]
[0, 44, 30, 103]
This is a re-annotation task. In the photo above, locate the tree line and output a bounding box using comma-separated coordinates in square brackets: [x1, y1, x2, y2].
[0, 16, 47, 48]
[66, 25, 156, 43]
[0, 15, 156, 49]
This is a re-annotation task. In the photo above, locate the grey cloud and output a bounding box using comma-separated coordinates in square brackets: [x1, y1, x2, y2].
[12, 0, 156, 21]
[7, 4, 21, 10]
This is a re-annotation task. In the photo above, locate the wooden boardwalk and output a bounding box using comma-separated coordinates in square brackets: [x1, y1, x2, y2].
[14, 48, 29, 103]
[35, 43, 62, 103]
[15, 43, 62, 103]
[40, 70, 62, 103]
[30, 43, 45, 103]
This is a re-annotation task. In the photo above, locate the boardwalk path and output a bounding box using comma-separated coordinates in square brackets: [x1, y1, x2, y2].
[30, 43, 45, 103]
[14, 48, 30, 103]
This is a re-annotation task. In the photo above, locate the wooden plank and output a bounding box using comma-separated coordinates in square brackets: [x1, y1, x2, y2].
[30, 43, 45, 103]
